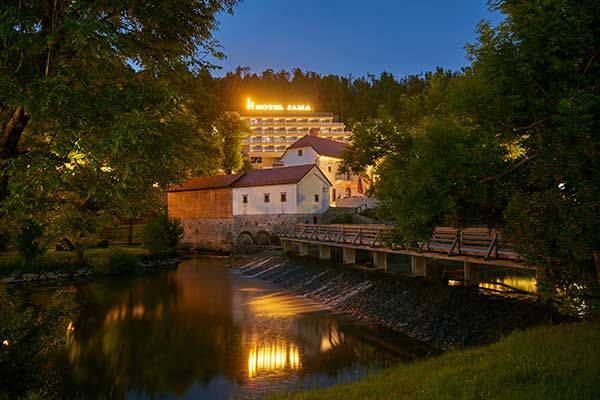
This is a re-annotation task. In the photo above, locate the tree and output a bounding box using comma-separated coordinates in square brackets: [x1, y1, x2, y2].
[214, 112, 249, 174]
[467, 0, 600, 307]
[0, 1, 239, 245]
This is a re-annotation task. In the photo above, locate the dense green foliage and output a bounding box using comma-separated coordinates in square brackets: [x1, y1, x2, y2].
[141, 213, 183, 256]
[0, 1, 240, 255]
[212, 67, 438, 125]
[337, 0, 600, 312]
[13, 219, 45, 266]
[215, 112, 250, 173]
[0, 286, 75, 399]
[270, 321, 600, 400]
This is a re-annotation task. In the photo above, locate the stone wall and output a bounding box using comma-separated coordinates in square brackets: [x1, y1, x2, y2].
[179, 214, 323, 250]
[180, 218, 234, 251]
[232, 213, 320, 245]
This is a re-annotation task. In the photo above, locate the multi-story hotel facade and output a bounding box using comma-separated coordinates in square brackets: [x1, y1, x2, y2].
[239, 98, 352, 169]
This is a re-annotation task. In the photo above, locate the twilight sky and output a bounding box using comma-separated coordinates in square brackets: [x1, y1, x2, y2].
[213, 0, 503, 78]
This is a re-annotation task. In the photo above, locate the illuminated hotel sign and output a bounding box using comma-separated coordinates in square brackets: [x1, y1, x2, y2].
[246, 97, 312, 112]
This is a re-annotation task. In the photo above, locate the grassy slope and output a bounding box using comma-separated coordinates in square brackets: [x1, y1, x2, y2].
[271, 321, 600, 400]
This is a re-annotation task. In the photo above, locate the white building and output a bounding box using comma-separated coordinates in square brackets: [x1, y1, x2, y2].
[167, 164, 331, 250]
[239, 97, 352, 169]
[280, 135, 369, 206]
[232, 164, 330, 217]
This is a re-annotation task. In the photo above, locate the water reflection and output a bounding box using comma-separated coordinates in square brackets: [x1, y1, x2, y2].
[479, 270, 538, 293]
[247, 341, 301, 378]
[52, 257, 426, 399]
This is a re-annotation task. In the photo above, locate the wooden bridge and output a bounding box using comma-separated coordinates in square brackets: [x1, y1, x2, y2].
[278, 224, 534, 285]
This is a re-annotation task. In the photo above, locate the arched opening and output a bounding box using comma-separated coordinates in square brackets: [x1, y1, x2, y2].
[255, 231, 271, 246]
[237, 232, 254, 246]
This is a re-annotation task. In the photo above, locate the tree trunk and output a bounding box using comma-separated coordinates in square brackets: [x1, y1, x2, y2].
[128, 219, 134, 245]
[0, 106, 29, 204]
[593, 251, 600, 284]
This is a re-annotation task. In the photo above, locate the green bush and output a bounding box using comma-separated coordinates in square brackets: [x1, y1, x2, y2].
[13, 220, 45, 266]
[328, 214, 353, 224]
[96, 239, 110, 248]
[141, 213, 183, 255]
[89, 248, 139, 274]
[107, 249, 139, 274]
[0, 286, 75, 399]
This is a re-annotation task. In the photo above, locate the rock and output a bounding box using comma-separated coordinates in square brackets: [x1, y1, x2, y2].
[22, 273, 38, 281]
[1, 276, 17, 284]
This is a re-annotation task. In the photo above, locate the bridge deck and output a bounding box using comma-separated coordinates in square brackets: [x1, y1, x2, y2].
[278, 224, 533, 271]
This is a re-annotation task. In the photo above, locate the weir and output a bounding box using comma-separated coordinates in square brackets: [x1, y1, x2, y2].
[233, 251, 556, 350]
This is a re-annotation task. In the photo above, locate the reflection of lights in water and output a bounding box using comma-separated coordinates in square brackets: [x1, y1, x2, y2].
[248, 292, 324, 317]
[320, 327, 343, 352]
[104, 304, 148, 322]
[247, 342, 301, 378]
[480, 275, 537, 293]
[67, 321, 75, 335]
[448, 280, 462, 286]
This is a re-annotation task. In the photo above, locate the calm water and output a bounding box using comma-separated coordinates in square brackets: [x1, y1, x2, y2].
[44, 257, 427, 399]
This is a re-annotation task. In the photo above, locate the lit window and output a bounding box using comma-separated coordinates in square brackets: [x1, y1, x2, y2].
[242, 194, 248, 204]
[298, 149, 303, 157]
[314, 194, 319, 203]
[264, 193, 270, 203]
[281, 192, 287, 202]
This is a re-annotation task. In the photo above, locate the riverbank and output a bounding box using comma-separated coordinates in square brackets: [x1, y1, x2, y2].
[230, 251, 562, 350]
[270, 320, 600, 400]
[0, 246, 180, 284]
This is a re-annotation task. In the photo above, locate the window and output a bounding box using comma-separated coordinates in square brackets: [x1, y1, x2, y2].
[327, 165, 332, 173]
[332, 188, 337, 200]
[280, 192, 287, 202]
[242, 194, 248, 204]
[298, 149, 303, 157]
[250, 157, 262, 164]
[264, 193, 270, 203]
[314, 194, 319, 203]
[346, 188, 351, 198]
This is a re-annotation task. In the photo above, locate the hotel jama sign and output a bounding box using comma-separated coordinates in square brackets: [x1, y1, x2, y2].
[246, 97, 312, 112]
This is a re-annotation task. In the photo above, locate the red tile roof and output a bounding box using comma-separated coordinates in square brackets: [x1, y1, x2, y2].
[168, 173, 243, 192]
[233, 164, 318, 188]
[286, 135, 348, 158]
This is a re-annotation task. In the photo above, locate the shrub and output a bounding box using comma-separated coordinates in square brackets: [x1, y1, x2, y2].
[328, 214, 353, 224]
[96, 239, 110, 248]
[13, 220, 45, 266]
[89, 248, 139, 274]
[141, 213, 183, 255]
[106, 249, 139, 274]
[55, 238, 75, 252]
[0, 286, 75, 398]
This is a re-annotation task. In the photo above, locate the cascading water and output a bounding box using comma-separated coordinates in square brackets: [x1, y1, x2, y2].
[231, 251, 561, 350]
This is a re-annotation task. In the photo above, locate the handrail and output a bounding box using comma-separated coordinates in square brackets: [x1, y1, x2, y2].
[278, 224, 516, 261]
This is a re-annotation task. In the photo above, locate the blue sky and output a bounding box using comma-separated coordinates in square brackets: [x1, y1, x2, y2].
[212, 0, 503, 78]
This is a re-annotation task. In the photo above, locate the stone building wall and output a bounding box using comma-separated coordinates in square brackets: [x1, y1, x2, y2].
[179, 218, 234, 251]
[232, 214, 317, 244]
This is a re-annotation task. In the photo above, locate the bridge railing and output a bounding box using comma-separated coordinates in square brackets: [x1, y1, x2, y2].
[278, 224, 517, 261]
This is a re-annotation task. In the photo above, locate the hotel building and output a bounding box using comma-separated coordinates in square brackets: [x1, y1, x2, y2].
[239, 98, 352, 169]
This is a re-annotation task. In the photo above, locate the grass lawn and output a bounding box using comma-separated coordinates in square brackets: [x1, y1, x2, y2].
[0, 245, 149, 276]
[271, 320, 600, 400]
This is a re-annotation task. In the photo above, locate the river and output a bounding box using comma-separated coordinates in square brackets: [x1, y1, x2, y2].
[33, 256, 428, 399]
